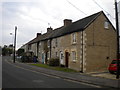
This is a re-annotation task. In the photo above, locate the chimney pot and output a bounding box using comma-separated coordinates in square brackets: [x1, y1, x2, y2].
[64, 19, 72, 27]
[47, 27, 53, 33]
[37, 33, 41, 37]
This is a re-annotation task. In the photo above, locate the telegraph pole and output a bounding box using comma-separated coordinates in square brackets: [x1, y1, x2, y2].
[115, 0, 120, 79]
[13, 26, 17, 63]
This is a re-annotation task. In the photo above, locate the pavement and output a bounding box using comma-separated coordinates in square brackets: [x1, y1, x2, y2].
[8, 59, 120, 89]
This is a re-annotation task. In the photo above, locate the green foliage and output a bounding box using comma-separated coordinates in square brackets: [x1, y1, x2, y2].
[48, 58, 60, 66]
[30, 64, 77, 72]
[17, 48, 25, 56]
[2, 45, 13, 56]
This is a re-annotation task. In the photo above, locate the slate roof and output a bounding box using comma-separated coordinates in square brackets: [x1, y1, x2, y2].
[49, 11, 102, 39]
[27, 11, 105, 44]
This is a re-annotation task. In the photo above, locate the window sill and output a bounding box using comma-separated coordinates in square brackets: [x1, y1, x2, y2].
[72, 42, 77, 45]
[72, 60, 76, 63]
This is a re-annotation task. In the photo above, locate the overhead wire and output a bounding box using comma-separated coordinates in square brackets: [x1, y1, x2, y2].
[92, 0, 115, 20]
[66, 0, 87, 15]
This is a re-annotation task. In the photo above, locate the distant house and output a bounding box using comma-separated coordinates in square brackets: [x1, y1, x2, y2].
[21, 11, 117, 73]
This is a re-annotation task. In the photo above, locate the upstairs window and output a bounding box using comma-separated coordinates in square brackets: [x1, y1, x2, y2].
[39, 42, 41, 48]
[72, 33, 77, 44]
[47, 40, 50, 48]
[104, 21, 109, 29]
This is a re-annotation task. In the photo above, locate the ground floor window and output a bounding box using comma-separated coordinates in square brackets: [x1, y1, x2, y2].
[47, 52, 50, 60]
[60, 51, 64, 64]
[72, 51, 76, 61]
[56, 52, 58, 57]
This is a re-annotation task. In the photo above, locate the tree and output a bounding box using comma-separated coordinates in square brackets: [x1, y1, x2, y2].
[2, 45, 13, 56]
[17, 48, 25, 56]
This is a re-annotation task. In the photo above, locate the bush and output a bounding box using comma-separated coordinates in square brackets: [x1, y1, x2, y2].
[21, 55, 33, 63]
[48, 58, 60, 66]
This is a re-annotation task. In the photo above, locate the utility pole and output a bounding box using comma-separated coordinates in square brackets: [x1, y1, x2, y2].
[13, 26, 17, 63]
[115, 0, 120, 79]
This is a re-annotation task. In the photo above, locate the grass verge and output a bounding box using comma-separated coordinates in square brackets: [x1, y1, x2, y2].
[30, 64, 77, 73]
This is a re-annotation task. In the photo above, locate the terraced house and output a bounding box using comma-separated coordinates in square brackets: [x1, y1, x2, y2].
[21, 11, 117, 73]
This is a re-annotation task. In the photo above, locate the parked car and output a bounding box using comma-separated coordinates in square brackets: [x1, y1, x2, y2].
[108, 59, 120, 74]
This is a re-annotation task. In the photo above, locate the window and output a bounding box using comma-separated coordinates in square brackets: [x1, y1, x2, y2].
[39, 42, 41, 46]
[47, 52, 50, 60]
[72, 51, 76, 61]
[56, 52, 58, 57]
[104, 21, 109, 29]
[39, 42, 41, 48]
[72, 33, 77, 44]
[60, 51, 64, 64]
[47, 40, 50, 48]
[60, 51, 63, 60]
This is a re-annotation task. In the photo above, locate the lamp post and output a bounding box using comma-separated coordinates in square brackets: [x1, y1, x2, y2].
[10, 33, 13, 56]
[13, 26, 17, 63]
[115, 0, 120, 79]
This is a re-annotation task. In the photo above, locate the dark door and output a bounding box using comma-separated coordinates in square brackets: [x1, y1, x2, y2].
[65, 52, 69, 67]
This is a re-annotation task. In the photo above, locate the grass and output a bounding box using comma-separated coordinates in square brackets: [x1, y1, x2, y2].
[30, 63, 78, 73]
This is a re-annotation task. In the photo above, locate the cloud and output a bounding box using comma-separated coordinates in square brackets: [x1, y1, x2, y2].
[2, 0, 119, 49]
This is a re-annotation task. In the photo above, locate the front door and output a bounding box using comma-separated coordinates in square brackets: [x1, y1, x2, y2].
[65, 52, 69, 67]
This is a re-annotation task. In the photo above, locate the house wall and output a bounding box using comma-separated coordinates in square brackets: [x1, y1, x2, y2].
[51, 13, 117, 73]
[51, 32, 82, 71]
[38, 41, 45, 63]
[31, 43, 37, 56]
[85, 13, 117, 72]
[21, 45, 28, 52]
[24, 12, 117, 73]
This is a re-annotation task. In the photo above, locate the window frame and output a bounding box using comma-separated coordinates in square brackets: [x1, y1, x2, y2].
[72, 33, 77, 44]
[71, 51, 77, 62]
[47, 40, 50, 48]
[104, 20, 109, 29]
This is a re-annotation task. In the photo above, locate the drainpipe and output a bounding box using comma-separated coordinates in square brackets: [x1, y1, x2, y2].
[50, 39, 52, 59]
[80, 30, 84, 73]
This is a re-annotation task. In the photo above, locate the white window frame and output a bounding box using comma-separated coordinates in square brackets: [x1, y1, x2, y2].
[47, 40, 50, 48]
[72, 33, 77, 44]
[104, 21, 109, 29]
[71, 51, 76, 61]
[60, 51, 64, 64]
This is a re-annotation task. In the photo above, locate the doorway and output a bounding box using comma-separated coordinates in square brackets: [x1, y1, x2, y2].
[65, 52, 69, 67]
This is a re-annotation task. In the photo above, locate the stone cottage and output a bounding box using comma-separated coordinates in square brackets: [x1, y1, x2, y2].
[21, 11, 117, 73]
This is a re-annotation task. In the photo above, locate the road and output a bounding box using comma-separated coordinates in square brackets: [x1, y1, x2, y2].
[2, 56, 112, 89]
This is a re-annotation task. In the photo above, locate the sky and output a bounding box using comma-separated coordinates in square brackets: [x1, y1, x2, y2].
[1, 0, 120, 49]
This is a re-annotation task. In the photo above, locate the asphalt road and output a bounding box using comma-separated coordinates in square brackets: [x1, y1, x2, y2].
[2, 56, 107, 88]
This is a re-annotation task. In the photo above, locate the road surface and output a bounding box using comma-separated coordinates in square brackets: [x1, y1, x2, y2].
[2, 56, 109, 89]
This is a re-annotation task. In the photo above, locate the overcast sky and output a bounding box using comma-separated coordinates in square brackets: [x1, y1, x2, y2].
[1, 0, 120, 49]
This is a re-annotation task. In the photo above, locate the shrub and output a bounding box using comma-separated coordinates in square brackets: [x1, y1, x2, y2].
[48, 58, 60, 66]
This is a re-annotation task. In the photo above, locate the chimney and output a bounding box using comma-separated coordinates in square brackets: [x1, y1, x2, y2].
[47, 27, 53, 33]
[64, 19, 72, 27]
[37, 33, 41, 37]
